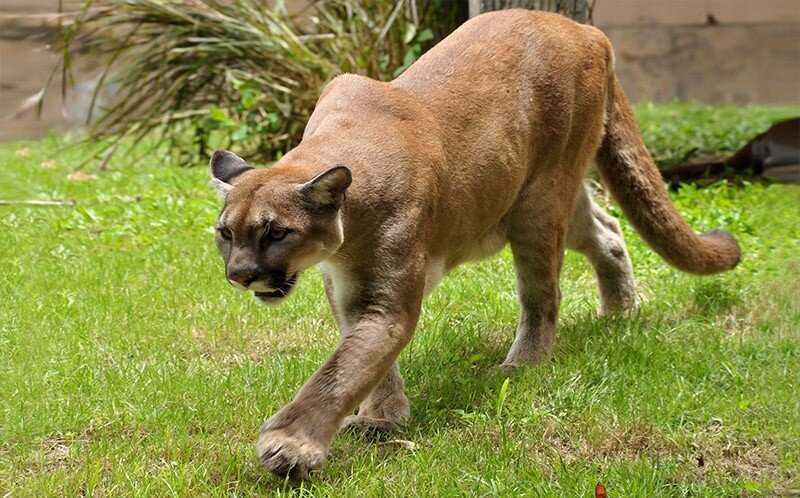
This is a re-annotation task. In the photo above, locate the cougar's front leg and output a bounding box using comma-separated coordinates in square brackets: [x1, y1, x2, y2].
[323, 266, 411, 433]
[257, 269, 423, 480]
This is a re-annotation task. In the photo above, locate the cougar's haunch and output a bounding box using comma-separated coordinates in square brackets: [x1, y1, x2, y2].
[207, 9, 739, 480]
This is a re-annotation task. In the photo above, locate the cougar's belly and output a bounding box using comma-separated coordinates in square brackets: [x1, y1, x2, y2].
[465, 225, 508, 262]
[424, 223, 508, 296]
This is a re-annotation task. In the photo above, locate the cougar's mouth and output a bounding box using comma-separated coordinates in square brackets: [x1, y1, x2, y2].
[253, 273, 298, 305]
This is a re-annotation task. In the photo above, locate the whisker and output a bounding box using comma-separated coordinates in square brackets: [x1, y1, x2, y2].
[320, 247, 352, 262]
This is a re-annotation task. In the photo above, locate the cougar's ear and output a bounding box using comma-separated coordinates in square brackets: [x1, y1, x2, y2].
[301, 165, 352, 210]
[209, 150, 253, 199]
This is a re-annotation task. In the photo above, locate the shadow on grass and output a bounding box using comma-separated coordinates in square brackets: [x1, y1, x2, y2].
[243, 285, 740, 491]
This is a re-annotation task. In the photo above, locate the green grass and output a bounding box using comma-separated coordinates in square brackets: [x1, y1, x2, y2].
[2, 104, 800, 496]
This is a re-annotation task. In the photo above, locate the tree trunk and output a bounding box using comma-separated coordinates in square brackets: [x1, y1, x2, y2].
[469, 0, 586, 22]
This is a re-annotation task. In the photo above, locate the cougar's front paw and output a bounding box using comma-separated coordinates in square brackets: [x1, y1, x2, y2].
[256, 429, 327, 481]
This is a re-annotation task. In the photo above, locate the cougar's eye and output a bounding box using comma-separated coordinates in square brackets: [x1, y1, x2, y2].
[219, 227, 233, 240]
[267, 226, 288, 241]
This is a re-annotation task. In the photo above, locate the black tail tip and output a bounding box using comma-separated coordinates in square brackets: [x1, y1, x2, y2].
[702, 229, 741, 269]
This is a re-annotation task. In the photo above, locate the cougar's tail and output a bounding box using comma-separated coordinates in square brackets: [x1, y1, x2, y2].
[594, 75, 740, 275]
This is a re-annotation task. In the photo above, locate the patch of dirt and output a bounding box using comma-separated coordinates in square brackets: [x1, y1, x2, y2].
[41, 437, 73, 469]
[688, 422, 790, 488]
[534, 418, 791, 489]
[541, 419, 679, 465]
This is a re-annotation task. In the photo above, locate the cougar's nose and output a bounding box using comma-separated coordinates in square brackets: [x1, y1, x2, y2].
[227, 265, 259, 289]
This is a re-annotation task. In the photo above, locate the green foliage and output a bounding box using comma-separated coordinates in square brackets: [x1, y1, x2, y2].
[45, 0, 462, 166]
[2, 116, 799, 494]
[45, 0, 798, 170]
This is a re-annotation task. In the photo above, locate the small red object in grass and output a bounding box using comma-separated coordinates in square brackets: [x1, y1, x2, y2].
[595, 482, 607, 498]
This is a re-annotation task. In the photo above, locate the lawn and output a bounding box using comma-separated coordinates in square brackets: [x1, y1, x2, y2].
[1, 104, 799, 496]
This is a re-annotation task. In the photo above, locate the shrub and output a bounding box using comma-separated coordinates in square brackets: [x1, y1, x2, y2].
[45, 0, 464, 165]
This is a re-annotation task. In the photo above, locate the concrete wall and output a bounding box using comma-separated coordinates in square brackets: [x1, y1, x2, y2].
[592, 0, 800, 26]
[0, 0, 95, 141]
[604, 22, 800, 104]
[594, 0, 800, 104]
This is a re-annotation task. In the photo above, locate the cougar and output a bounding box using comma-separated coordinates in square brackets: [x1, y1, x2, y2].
[208, 10, 740, 480]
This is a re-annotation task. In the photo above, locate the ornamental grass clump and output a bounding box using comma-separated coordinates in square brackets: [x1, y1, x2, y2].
[46, 0, 462, 165]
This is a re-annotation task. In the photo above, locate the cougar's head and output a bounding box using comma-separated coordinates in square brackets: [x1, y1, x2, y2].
[209, 150, 351, 306]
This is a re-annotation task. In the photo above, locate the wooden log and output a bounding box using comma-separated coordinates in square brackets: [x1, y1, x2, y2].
[660, 118, 800, 187]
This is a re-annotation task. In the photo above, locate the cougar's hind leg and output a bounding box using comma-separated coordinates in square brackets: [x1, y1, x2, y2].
[341, 361, 411, 434]
[501, 185, 573, 369]
[566, 183, 637, 314]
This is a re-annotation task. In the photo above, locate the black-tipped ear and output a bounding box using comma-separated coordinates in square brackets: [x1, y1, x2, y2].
[209, 150, 253, 198]
[301, 165, 352, 210]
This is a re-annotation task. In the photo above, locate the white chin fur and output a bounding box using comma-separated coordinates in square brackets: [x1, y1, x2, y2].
[253, 293, 286, 307]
